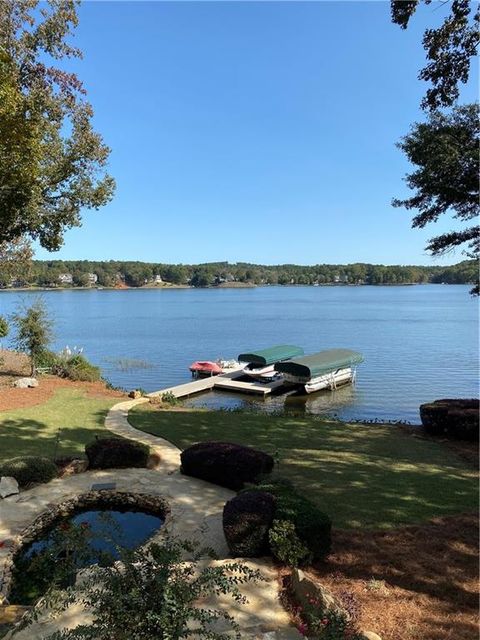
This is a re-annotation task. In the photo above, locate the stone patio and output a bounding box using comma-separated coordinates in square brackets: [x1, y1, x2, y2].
[0, 398, 302, 639]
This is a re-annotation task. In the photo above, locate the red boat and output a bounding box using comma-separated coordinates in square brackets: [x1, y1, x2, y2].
[189, 361, 223, 377]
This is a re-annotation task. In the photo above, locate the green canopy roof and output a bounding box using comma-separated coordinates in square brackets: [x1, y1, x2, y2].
[238, 345, 304, 366]
[274, 349, 363, 378]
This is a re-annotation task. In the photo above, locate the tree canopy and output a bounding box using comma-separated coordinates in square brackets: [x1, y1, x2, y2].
[0, 0, 115, 250]
[393, 104, 479, 260]
[391, 0, 479, 111]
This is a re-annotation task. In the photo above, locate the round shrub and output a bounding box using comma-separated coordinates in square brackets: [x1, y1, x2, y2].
[85, 437, 150, 469]
[247, 478, 332, 562]
[180, 441, 274, 491]
[420, 399, 479, 440]
[223, 490, 276, 557]
[0, 456, 58, 487]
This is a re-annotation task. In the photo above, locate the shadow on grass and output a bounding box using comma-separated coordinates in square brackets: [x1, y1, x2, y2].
[129, 408, 479, 529]
[0, 413, 111, 461]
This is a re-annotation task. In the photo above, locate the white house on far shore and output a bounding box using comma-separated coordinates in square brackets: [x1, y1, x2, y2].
[58, 273, 73, 285]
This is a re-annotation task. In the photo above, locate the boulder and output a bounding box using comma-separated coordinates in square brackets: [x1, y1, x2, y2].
[290, 568, 348, 619]
[359, 632, 382, 640]
[128, 389, 142, 399]
[0, 477, 19, 498]
[13, 377, 38, 389]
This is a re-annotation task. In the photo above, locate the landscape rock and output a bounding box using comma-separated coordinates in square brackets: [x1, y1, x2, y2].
[290, 568, 348, 619]
[0, 477, 19, 499]
[12, 377, 38, 389]
[128, 389, 142, 399]
[359, 632, 382, 640]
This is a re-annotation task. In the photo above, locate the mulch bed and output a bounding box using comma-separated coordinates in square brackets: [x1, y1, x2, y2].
[0, 350, 125, 411]
[307, 513, 479, 640]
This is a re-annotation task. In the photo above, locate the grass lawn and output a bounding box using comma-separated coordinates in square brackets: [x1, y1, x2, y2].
[0, 388, 118, 462]
[129, 406, 478, 529]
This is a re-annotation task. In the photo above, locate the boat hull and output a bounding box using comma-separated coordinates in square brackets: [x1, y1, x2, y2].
[283, 367, 353, 394]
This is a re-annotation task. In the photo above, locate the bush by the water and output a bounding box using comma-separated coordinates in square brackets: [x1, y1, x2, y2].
[247, 478, 332, 563]
[0, 456, 58, 487]
[420, 398, 479, 440]
[53, 354, 101, 382]
[180, 441, 274, 491]
[85, 437, 150, 469]
[223, 490, 276, 556]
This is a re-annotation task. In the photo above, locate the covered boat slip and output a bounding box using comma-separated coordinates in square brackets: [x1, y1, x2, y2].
[238, 345, 304, 366]
[274, 349, 364, 381]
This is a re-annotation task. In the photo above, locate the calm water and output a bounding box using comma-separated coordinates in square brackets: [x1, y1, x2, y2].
[0, 285, 477, 422]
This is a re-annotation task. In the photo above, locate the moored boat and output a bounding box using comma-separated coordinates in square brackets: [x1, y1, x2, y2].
[238, 345, 304, 380]
[274, 349, 364, 394]
[189, 361, 223, 377]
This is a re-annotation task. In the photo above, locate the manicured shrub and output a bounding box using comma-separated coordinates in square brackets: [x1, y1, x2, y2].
[223, 490, 276, 557]
[0, 456, 58, 487]
[53, 354, 101, 382]
[268, 519, 311, 567]
[180, 441, 274, 491]
[85, 437, 150, 469]
[420, 399, 479, 440]
[247, 478, 332, 561]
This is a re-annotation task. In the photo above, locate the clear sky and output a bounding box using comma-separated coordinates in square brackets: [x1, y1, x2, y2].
[35, 0, 478, 266]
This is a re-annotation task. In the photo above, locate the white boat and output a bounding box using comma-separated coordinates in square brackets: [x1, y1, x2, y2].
[275, 349, 363, 394]
[238, 345, 304, 381]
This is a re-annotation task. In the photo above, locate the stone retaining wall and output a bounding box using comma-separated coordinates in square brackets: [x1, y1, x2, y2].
[0, 491, 170, 604]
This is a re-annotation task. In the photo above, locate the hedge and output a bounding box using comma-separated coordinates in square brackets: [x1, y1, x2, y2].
[85, 437, 150, 469]
[0, 456, 58, 488]
[223, 490, 276, 556]
[420, 398, 479, 441]
[246, 478, 332, 562]
[180, 441, 274, 491]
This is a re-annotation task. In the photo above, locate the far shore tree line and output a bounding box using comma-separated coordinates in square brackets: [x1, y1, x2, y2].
[0, 259, 476, 289]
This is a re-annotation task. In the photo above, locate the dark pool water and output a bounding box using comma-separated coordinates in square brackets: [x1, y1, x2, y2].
[11, 509, 164, 604]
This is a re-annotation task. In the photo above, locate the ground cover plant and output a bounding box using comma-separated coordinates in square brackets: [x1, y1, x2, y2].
[128, 407, 479, 529]
[0, 387, 118, 463]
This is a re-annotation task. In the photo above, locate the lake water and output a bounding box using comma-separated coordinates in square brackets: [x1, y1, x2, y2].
[0, 285, 477, 422]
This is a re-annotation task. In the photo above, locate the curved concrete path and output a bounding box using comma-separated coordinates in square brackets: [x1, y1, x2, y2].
[1, 396, 301, 639]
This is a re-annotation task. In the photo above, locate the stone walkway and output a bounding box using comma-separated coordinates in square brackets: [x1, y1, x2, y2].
[1, 398, 301, 639]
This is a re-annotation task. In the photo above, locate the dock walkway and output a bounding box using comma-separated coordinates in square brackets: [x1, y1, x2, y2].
[148, 365, 286, 399]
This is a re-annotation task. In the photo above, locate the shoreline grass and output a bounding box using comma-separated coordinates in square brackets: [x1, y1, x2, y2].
[128, 405, 478, 529]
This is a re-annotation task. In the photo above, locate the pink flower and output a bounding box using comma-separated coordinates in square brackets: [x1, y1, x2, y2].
[297, 622, 308, 636]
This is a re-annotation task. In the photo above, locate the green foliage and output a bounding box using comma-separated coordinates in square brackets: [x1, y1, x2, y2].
[11, 519, 96, 605]
[161, 391, 180, 405]
[0, 1, 114, 250]
[10, 298, 54, 374]
[53, 354, 101, 382]
[3, 258, 477, 290]
[0, 315, 8, 339]
[223, 490, 276, 557]
[36, 349, 59, 369]
[393, 105, 479, 293]
[0, 456, 58, 487]
[246, 478, 332, 562]
[391, 0, 479, 111]
[268, 519, 310, 567]
[19, 537, 263, 640]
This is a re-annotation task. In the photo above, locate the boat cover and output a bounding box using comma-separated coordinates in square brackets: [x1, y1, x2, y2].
[274, 349, 363, 378]
[238, 345, 304, 366]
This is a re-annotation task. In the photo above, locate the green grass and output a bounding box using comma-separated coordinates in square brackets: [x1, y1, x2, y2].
[129, 406, 478, 529]
[0, 388, 118, 462]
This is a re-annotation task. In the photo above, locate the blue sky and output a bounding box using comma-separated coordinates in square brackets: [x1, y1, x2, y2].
[35, 1, 478, 266]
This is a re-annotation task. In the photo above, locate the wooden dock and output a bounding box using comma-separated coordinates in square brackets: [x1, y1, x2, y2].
[148, 366, 287, 399]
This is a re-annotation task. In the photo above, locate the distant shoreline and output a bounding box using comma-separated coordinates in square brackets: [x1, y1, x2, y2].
[0, 282, 471, 293]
